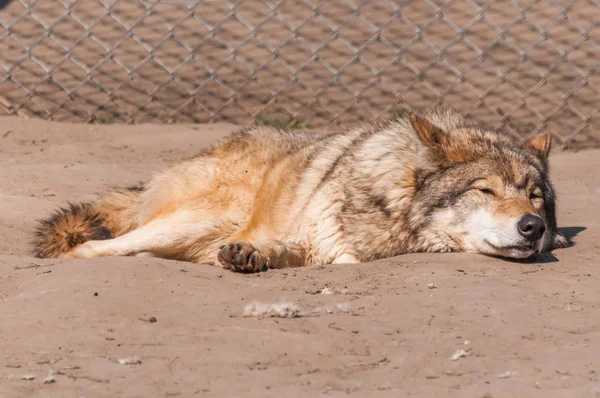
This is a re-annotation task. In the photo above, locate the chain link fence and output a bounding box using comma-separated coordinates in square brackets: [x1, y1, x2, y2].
[0, 0, 598, 148]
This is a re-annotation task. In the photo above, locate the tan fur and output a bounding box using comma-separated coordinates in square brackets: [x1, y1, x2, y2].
[496, 198, 537, 218]
[32, 188, 141, 259]
[524, 132, 552, 160]
[95, 189, 141, 235]
[32, 108, 567, 271]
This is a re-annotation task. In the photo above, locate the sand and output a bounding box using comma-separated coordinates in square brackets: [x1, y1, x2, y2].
[0, 116, 598, 397]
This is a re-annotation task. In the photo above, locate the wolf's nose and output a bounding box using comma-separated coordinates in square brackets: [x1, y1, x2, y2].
[518, 215, 546, 241]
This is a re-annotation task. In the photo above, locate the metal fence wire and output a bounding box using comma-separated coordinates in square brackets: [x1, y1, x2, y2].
[0, 0, 598, 148]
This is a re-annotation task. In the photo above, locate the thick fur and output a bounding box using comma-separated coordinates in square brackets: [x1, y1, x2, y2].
[32, 186, 143, 258]
[32, 107, 568, 271]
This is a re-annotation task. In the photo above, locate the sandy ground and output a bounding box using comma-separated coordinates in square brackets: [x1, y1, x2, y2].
[0, 116, 599, 398]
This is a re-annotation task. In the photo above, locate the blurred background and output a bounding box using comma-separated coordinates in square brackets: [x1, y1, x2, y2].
[0, 0, 598, 149]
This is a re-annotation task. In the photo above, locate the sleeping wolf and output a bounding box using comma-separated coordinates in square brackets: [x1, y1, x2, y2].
[32, 108, 567, 272]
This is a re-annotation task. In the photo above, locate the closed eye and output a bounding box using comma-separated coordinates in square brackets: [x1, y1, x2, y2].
[466, 178, 496, 196]
[530, 191, 543, 200]
[479, 188, 495, 196]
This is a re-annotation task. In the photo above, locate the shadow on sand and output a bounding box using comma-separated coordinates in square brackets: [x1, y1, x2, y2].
[0, 0, 12, 11]
[506, 226, 586, 264]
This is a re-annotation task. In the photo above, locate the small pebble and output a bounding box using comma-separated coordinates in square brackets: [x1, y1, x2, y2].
[118, 356, 142, 365]
[451, 349, 467, 361]
[498, 370, 518, 379]
[43, 375, 56, 384]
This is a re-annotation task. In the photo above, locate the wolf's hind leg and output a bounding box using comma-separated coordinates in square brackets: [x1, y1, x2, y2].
[217, 240, 307, 273]
[61, 210, 233, 261]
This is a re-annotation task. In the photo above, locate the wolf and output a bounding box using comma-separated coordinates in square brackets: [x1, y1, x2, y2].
[32, 107, 567, 272]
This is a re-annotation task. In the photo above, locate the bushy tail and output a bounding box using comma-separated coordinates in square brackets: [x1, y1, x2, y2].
[31, 186, 143, 258]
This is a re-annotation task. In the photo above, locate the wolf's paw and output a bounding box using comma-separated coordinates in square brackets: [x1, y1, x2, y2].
[217, 241, 268, 273]
[59, 242, 101, 259]
[552, 232, 569, 249]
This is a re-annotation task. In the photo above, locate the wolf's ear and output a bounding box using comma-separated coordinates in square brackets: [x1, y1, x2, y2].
[523, 132, 552, 161]
[409, 113, 447, 151]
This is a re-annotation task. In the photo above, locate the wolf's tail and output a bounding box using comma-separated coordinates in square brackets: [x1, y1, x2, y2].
[31, 185, 144, 258]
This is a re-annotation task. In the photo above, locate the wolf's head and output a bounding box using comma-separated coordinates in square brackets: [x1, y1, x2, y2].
[409, 110, 568, 259]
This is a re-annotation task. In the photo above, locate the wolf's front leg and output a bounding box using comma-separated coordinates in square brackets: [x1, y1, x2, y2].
[217, 240, 307, 273]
